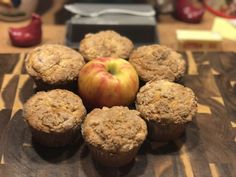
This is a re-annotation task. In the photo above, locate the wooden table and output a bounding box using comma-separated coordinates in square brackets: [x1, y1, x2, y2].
[0, 51, 236, 177]
[0, 11, 235, 53]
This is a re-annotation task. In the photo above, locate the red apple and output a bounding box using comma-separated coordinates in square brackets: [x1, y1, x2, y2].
[78, 57, 139, 108]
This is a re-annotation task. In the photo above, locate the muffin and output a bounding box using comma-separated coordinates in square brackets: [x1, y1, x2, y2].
[25, 44, 85, 91]
[136, 80, 197, 141]
[129, 44, 186, 82]
[79, 30, 134, 61]
[23, 89, 86, 147]
[81, 106, 147, 167]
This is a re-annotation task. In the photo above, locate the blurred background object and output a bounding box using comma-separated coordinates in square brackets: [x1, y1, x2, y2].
[0, 0, 235, 52]
[65, 3, 157, 47]
[147, 0, 174, 13]
[53, 0, 148, 24]
[146, 0, 205, 23]
[204, 0, 236, 19]
[174, 0, 205, 23]
[0, 0, 38, 21]
[212, 17, 236, 41]
[176, 29, 222, 50]
[8, 13, 42, 47]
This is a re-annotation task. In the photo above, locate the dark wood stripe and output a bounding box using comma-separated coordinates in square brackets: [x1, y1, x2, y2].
[0, 75, 3, 91]
[191, 52, 209, 64]
[209, 52, 236, 76]
[21, 61, 27, 75]
[19, 77, 34, 104]
[182, 66, 221, 98]
[0, 109, 12, 159]
[214, 75, 236, 123]
[2, 75, 19, 110]
[0, 54, 19, 75]
[0, 109, 11, 138]
[196, 112, 234, 164]
[184, 120, 212, 177]
[217, 163, 233, 177]
[0, 164, 5, 177]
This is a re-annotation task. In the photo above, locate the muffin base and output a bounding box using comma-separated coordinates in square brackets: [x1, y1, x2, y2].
[88, 144, 140, 167]
[30, 126, 81, 147]
[147, 121, 187, 141]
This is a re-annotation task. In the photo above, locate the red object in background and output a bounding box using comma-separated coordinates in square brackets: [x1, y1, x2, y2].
[174, 0, 205, 23]
[203, 1, 236, 19]
[8, 14, 42, 47]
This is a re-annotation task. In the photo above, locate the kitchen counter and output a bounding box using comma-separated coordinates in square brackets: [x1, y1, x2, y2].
[0, 11, 235, 53]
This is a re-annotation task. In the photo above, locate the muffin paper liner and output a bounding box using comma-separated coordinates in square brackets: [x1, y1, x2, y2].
[87, 144, 140, 167]
[147, 121, 187, 141]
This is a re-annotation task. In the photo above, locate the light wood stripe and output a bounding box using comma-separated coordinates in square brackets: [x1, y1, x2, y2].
[209, 163, 220, 177]
[198, 103, 211, 114]
[12, 53, 25, 75]
[176, 140, 195, 177]
[0, 74, 16, 110]
[0, 155, 5, 165]
[22, 143, 32, 147]
[11, 74, 29, 118]
[202, 61, 210, 65]
[0, 74, 15, 90]
[186, 50, 198, 75]
[0, 91, 5, 110]
[211, 68, 220, 75]
[231, 121, 236, 128]
[211, 97, 225, 106]
[230, 81, 236, 88]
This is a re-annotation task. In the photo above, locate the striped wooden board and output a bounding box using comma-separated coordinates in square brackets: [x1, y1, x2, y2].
[0, 52, 236, 177]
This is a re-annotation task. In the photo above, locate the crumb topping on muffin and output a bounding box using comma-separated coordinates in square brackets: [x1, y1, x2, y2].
[136, 80, 197, 124]
[25, 44, 85, 84]
[79, 30, 134, 61]
[23, 89, 86, 133]
[82, 106, 147, 153]
[129, 44, 186, 82]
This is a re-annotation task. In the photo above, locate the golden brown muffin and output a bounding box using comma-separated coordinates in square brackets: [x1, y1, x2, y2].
[23, 89, 86, 147]
[25, 44, 85, 90]
[81, 106, 147, 167]
[136, 80, 197, 141]
[129, 44, 186, 82]
[79, 30, 134, 61]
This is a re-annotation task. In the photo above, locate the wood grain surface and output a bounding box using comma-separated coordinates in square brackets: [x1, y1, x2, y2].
[0, 52, 236, 177]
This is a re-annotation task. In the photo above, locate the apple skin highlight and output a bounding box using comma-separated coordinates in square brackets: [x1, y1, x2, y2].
[78, 57, 139, 109]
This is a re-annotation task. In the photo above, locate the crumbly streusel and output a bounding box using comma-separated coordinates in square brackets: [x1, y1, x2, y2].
[23, 89, 86, 133]
[136, 80, 197, 124]
[25, 44, 85, 84]
[129, 44, 186, 82]
[82, 106, 147, 153]
[79, 30, 134, 61]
